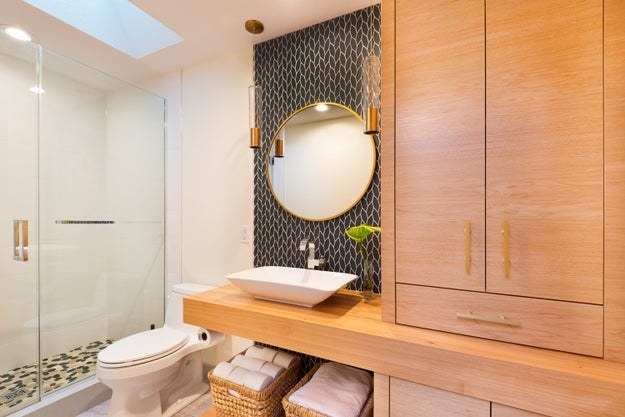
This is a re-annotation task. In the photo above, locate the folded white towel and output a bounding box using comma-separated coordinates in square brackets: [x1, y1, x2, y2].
[260, 361, 285, 379]
[273, 351, 297, 368]
[226, 366, 249, 386]
[212, 362, 237, 379]
[232, 355, 266, 372]
[245, 346, 279, 362]
[288, 362, 372, 417]
[217, 364, 274, 392]
[242, 369, 273, 391]
[232, 354, 285, 379]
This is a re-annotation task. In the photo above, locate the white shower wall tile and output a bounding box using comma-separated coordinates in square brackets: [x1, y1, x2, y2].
[141, 71, 183, 286]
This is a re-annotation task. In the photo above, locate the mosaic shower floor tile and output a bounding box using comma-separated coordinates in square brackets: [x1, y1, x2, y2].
[0, 339, 113, 413]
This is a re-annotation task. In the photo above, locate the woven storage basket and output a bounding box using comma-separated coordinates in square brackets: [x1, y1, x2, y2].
[209, 349, 301, 417]
[282, 363, 374, 417]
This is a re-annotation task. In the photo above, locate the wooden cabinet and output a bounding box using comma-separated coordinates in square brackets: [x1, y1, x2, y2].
[492, 404, 548, 417]
[378, 376, 548, 417]
[484, 0, 603, 304]
[395, 0, 485, 293]
[604, 0, 625, 364]
[389, 378, 490, 417]
[396, 285, 602, 356]
[387, 0, 605, 357]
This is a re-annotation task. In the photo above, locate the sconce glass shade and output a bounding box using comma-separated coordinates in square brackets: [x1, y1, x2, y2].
[362, 55, 381, 135]
[249, 85, 262, 148]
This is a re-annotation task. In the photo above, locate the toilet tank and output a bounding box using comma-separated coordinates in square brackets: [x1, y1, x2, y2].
[165, 283, 214, 332]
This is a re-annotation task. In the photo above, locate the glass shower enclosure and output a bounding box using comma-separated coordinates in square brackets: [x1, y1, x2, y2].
[0, 28, 165, 416]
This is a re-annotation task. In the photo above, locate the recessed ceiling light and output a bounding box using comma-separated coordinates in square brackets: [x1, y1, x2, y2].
[5, 27, 32, 42]
[23, 0, 183, 59]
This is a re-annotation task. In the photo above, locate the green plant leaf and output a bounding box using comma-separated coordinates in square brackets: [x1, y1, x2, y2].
[345, 224, 381, 243]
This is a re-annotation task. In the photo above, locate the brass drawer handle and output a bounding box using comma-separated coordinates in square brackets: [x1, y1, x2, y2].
[456, 311, 521, 327]
[502, 220, 510, 278]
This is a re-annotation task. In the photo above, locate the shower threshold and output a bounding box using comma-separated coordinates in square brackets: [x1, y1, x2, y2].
[0, 339, 112, 413]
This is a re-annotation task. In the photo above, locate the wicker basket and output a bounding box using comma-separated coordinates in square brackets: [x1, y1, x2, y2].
[282, 363, 373, 417]
[209, 348, 301, 417]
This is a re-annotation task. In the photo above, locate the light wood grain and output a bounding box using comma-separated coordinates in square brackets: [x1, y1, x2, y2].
[394, 0, 486, 292]
[492, 403, 548, 417]
[374, 373, 390, 417]
[485, 0, 603, 304]
[199, 408, 216, 417]
[396, 284, 603, 357]
[390, 378, 490, 417]
[604, 0, 625, 364]
[380, 0, 396, 324]
[184, 286, 625, 417]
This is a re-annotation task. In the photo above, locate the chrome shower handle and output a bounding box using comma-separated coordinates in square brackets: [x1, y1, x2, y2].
[13, 220, 29, 262]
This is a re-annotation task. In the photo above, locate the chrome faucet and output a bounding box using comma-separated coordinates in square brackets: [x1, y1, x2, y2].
[299, 239, 326, 269]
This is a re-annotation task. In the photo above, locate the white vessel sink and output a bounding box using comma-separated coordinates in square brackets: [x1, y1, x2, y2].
[226, 266, 357, 307]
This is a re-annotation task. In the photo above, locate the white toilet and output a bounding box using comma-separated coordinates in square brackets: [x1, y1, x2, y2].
[96, 283, 224, 417]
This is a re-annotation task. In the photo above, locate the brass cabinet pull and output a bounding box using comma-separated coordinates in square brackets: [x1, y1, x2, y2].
[456, 311, 521, 327]
[502, 220, 510, 278]
[464, 220, 471, 275]
[13, 220, 29, 262]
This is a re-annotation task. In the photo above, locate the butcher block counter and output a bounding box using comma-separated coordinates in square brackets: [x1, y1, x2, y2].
[184, 285, 625, 416]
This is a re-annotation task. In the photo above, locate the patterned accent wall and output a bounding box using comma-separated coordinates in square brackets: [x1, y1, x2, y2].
[253, 5, 382, 293]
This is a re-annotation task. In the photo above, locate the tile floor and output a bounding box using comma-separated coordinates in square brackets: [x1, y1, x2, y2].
[77, 392, 213, 417]
[0, 340, 113, 414]
[1, 340, 214, 417]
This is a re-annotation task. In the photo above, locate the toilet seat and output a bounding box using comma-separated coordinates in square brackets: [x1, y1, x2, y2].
[98, 327, 189, 368]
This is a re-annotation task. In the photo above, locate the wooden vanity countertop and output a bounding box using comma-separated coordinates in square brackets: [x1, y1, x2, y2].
[184, 285, 625, 417]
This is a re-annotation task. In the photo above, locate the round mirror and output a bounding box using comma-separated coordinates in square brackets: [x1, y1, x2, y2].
[266, 102, 376, 221]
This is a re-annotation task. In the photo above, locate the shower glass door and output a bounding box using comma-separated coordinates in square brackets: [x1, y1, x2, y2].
[0, 28, 165, 416]
[0, 29, 41, 413]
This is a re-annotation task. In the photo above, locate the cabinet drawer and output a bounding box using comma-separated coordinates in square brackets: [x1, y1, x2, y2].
[390, 377, 490, 417]
[492, 403, 548, 417]
[397, 285, 603, 357]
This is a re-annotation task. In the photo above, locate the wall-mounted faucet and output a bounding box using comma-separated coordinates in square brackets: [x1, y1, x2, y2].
[299, 239, 326, 269]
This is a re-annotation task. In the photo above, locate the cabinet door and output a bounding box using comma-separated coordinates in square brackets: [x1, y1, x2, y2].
[485, 0, 603, 304]
[390, 378, 490, 417]
[492, 403, 549, 417]
[395, 0, 485, 291]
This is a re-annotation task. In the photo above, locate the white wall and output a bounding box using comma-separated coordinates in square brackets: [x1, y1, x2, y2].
[37, 68, 167, 354]
[143, 46, 255, 364]
[180, 46, 255, 287]
[104, 86, 165, 340]
[139, 72, 183, 298]
[182, 46, 255, 363]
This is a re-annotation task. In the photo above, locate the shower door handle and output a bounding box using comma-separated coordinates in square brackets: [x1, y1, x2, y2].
[13, 220, 29, 262]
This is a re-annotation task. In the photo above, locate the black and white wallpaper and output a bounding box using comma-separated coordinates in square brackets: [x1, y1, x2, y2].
[253, 5, 382, 293]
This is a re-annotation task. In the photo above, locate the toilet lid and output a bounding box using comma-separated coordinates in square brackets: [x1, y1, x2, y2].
[98, 327, 188, 367]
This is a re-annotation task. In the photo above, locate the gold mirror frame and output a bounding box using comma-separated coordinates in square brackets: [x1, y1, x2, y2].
[265, 102, 376, 221]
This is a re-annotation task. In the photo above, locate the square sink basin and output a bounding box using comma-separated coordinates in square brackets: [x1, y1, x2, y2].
[226, 266, 357, 307]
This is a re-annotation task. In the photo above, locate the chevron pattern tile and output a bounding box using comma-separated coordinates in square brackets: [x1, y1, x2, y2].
[253, 5, 382, 294]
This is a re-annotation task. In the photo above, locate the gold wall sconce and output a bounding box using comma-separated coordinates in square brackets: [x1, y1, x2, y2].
[362, 55, 380, 135]
[246, 19, 264, 149]
[249, 84, 262, 148]
[362, 5, 380, 135]
[275, 129, 285, 157]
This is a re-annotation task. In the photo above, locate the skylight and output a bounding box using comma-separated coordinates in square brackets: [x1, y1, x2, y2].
[24, 0, 183, 59]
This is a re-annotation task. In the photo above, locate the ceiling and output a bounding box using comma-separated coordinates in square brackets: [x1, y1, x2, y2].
[2, 0, 378, 84]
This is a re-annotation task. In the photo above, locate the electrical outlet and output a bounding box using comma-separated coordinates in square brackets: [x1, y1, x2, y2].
[240, 225, 249, 244]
